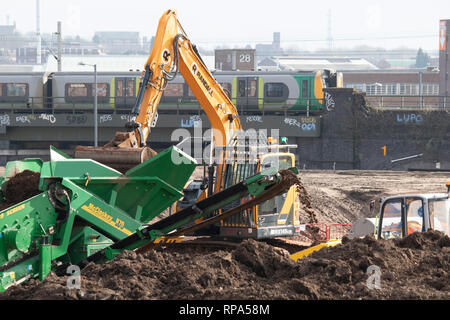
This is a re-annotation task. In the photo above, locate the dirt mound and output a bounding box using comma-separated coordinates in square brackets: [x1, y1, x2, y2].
[1, 230, 448, 300]
[295, 230, 450, 299]
[0, 170, 41, 210]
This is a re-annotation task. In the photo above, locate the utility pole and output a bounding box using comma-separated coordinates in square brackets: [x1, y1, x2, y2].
[327, 10, 333, 51]
[36, 0, 41, 64]
[79, 62, 98, 147]
[57, 21, 62, 72]
[418, 71, 423, 108]
[94, 64, 97, 147]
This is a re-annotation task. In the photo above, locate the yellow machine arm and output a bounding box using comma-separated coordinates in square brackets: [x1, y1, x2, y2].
[74, 10, 242, 172]
[131, 9, 242, 148]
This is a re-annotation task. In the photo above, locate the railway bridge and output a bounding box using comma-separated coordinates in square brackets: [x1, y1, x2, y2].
[0, 88, 449, 170]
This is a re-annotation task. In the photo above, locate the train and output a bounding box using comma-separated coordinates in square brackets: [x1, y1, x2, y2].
[0, 70, 343, 114]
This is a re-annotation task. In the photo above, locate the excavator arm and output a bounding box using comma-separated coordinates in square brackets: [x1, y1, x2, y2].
[75, 10, 242, 173]
[133, 9, 242, 147]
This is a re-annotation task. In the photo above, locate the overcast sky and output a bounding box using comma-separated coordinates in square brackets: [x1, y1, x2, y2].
[2, 0, 449, 52]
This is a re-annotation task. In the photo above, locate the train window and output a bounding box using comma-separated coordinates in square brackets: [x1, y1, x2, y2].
[238, 80, 246, 97]
[302, 80, 309, 98]
[263, 82, 288, 103]
[91, 83, 109, 97]
[187, 87, 195, 97]
[265, 83, 284, 97]
[248, 80, 257, 97]
[164, 83, 183, 97]
[126, 80, 135, 97]
[220, 83, 231, 98]
[6, 83, 27, 97]
[67, 83, 88, 97]
[116, 80, 135, 97]
[117, 80, 124, 97]
[0, 84, 2, 96]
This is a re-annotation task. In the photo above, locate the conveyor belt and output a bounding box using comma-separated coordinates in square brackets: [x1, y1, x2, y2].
[82, 169, 299, 265]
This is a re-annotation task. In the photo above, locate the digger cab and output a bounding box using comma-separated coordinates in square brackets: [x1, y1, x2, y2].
[376, 193, 449, 239]
[218, 139, 300, 239]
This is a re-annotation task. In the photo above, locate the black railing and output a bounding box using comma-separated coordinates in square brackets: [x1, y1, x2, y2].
[0, 97, 325, 116]
[365, 95, 450, 109]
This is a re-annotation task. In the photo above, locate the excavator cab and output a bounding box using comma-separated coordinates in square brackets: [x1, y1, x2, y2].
[377, 194, 450, 239]
[216, 139, 300, 239]
[349, 182, 450, 240]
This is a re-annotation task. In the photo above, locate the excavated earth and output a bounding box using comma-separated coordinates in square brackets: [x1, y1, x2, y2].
[0, 169, 448, 300]
[0, 230, 448, 300]
[299, 170, 449, 224]
[0, 170, 41, 211]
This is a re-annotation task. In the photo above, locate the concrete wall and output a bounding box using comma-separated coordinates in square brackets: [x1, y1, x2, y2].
[296, 88, 450, 170]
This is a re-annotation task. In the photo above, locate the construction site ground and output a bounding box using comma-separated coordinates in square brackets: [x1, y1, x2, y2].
[0, 169, 448, 300]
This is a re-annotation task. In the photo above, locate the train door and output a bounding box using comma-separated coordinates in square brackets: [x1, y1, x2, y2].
[300, 78, 311, 106]
[236, 77, 259, 110]
[114, 77, 137, 109]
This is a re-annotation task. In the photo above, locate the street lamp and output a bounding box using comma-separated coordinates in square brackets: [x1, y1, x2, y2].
[79, 62, 98, 147]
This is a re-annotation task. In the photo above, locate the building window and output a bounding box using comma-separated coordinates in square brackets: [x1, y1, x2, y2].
[366, 84, 377, 95]
[422, 83, 439, 95]
[385, 84, 397, 95]
[345, 83, 364, 91]
[6, 83, 27, 97]
[399, 84, 419, 95]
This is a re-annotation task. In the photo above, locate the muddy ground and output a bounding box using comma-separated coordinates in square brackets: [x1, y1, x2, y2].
[1, 230, 448, 300]
[176, 168, 449, 225]
[0, 169, 448, 300]
[299, 170, 449, 224]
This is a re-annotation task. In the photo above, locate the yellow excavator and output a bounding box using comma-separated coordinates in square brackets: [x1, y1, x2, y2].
[75, 9, 302, 239]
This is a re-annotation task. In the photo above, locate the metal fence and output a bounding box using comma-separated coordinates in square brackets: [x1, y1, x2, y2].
[289, 223, 353, 243]
[365, 95, 449, 109]
[0, 97, 325, 116]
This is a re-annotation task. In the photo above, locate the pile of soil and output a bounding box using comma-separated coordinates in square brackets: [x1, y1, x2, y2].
[0, 170, 41, 211]
[1, 230, 448, 300]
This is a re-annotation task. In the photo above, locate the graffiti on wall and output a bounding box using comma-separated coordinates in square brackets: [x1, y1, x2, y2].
[284, 117, 317, 131]
[396, 113, 424, 124]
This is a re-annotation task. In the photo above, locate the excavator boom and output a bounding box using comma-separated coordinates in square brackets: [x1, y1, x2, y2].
[75, 10, 242, 172]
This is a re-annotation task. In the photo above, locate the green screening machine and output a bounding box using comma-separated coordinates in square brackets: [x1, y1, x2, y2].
[0, 145, 298, 291]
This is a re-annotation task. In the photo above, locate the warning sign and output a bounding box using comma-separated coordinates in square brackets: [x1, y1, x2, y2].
[440, 20, 447, 51]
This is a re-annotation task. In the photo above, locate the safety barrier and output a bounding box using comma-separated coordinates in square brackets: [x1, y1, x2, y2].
[289, 223, 352, 243]
[327, 223, 353, 240]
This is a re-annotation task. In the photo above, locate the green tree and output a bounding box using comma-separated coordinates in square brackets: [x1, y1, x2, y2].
[415, 48, 430, 68]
